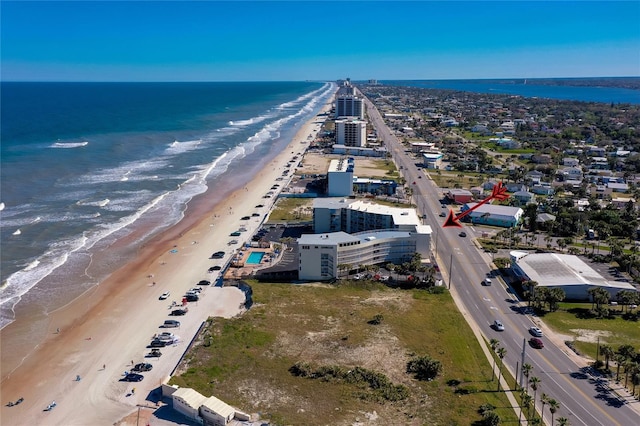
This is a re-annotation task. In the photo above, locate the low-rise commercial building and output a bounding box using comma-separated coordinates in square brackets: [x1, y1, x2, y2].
[461, 203, 523, 228]
[510, 251, 637, 301]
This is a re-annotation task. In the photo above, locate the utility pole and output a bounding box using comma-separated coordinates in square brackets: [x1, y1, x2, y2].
[519, 338, 527, 388]
[448, 253, 453, 289]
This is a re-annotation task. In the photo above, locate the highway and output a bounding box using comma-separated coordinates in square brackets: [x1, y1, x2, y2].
[362, 94, 640, 425]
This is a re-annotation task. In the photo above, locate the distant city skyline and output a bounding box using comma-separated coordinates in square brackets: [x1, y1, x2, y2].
[2, 1, 639, 82]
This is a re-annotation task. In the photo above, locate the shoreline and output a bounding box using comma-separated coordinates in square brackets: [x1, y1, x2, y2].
[0, 94, 334, 425]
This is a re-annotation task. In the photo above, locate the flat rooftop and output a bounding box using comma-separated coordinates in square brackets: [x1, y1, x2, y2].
[512, 251, 636, 290]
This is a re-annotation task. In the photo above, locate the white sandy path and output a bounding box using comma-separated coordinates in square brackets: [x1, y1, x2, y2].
[0, 97, 334, 426]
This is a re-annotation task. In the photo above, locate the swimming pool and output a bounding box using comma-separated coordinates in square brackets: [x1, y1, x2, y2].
[246, 251, 265, 265]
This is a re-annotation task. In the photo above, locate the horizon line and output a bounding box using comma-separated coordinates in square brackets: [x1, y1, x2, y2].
[2, 76, 640, 84]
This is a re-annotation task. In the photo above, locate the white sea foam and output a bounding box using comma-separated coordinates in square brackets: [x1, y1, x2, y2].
[228, 114, 270, 127]
[0, 202, 5, 211]
[49, 141, 89, 149]
[1, 82, 337, 329]
[12, 229, 21, 236]
[165, 139, 203, 155]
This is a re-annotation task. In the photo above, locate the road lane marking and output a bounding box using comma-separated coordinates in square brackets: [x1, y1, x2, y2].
[531, 351, 622, 426]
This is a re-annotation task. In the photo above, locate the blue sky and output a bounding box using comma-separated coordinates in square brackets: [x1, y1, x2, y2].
[2, 1, 639, 81]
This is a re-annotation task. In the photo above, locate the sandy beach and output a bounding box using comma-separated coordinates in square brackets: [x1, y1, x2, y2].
[0, 98, 334, 425]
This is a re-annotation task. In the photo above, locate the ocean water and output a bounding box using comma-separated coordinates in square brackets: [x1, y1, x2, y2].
[381, 79, 640, 104]
[0, 81, 336, 328]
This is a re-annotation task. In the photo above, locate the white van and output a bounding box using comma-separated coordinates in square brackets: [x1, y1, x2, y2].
[483, 278, 492, 286]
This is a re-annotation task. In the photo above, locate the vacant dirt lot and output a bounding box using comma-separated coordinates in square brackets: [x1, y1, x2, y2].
[298, 152, 395, 179]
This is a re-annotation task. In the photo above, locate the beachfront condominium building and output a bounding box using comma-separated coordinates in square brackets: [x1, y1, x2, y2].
[313, 199, 421, 234]
[335, 96, 364, 119]
[335, 118, 367, 147]
[298, 228, 432, 281]
[327, 158, 354, 197]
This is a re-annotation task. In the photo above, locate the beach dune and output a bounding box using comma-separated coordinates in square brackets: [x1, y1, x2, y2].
[0, 98, 334, 425]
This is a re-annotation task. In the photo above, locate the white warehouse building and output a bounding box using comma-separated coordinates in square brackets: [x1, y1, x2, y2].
[298, 227, 432, 281]
[510, 251, 637, 301]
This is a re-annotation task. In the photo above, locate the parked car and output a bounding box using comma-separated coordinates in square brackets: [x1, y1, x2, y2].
[459, 231, 467, 237]
[148, 349, 162, 357]
[170, 309, 187, 316]
[159, 291, 170, 300]
[208, 265, 222, 272]
[197, 280, 211, 286]
[493, 320, 505, 331]
[210, 251, 225, 259]
[186, 294, 199, 302]
[252, 213, 260, 217]
[439, 212, 446, 217]
[132, 363, 153, 372]
[149, 339, 167, 348]
[529, 338, 544, 349]
[163, 320, 180, 328]
[529, 327, 543, 337]
[241, 216, 250, 220]
[229, 231, 241, 237]
[188, 287, 202, 293]
[123, 373, 144, 382]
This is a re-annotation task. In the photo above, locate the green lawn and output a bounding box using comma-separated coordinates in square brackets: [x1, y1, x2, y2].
[170, 281, 519, 425]
[541, 302, 640, 359]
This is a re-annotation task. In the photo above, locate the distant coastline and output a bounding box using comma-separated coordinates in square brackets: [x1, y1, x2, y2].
[370, 77, 640, 104]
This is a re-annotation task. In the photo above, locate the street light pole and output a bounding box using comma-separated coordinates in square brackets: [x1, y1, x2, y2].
[448, 253, 453, 289]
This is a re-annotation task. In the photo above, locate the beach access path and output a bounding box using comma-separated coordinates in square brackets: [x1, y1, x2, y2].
[0, 98, 334, 426]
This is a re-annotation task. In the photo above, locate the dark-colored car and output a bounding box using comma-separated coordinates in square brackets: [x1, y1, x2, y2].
[149, 339, 167, 348]
[197, 280, 211, 286]
[186, 294, 199, 302]
[240, 216, 250, 220]
[123, 373, 144, 382]
[148, 349, 162, 357]
[210, 251, 225, 259]
[255, 204, 264, 208]
[229, 231, 241, 237]
[529, 338, 544, 349]
[170, 309, 187, 316]
[132, 363, 153, 372]
[251, 213, 260, 217]
[439, 212, 446, 217]
[208, 266, 222, 272]
[459, 231, 467, 237]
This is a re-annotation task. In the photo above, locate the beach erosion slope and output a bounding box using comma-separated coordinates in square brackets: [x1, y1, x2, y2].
[0, 99, 334, 425]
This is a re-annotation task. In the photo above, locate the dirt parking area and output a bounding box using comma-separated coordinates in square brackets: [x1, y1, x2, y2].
[298, 152, 394, 179]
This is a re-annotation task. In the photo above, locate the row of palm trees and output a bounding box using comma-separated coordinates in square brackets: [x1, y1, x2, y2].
[489, 339, 569, 425]
[598, 343, 640, 398]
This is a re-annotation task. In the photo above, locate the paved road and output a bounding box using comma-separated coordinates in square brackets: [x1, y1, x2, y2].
[362, 93, 640, 426]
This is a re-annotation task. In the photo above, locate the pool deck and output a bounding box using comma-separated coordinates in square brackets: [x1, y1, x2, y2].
[224, 243, 281, 279]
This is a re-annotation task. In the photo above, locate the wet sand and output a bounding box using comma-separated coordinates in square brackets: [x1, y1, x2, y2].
[0, 98, 333, 425]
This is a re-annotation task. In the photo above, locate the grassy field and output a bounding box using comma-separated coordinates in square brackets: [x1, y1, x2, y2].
[267, 198, 314, 222]
[170, 281, 518, 425]
[540, 302, 640, 359]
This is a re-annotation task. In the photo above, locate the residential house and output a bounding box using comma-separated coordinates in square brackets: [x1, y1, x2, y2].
[512, 191, 536, 206]
[563, 158, 580, 167]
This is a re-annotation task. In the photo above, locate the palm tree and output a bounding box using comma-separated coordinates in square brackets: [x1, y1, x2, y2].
[556, 417, 570, 426]
[489, 339, 500, 381]
[540, 393, 549, 422]
[529, 376, 541, 414]
[521, 391, 533, 421]
[547, 398, 560, 425]
[496, 347, 507, 391]
[599, 344, 614, 372]
[521, 363, 532, 389]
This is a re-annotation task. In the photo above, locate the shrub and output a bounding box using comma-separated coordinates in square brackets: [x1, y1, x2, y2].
[407, 355, 443, 381]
